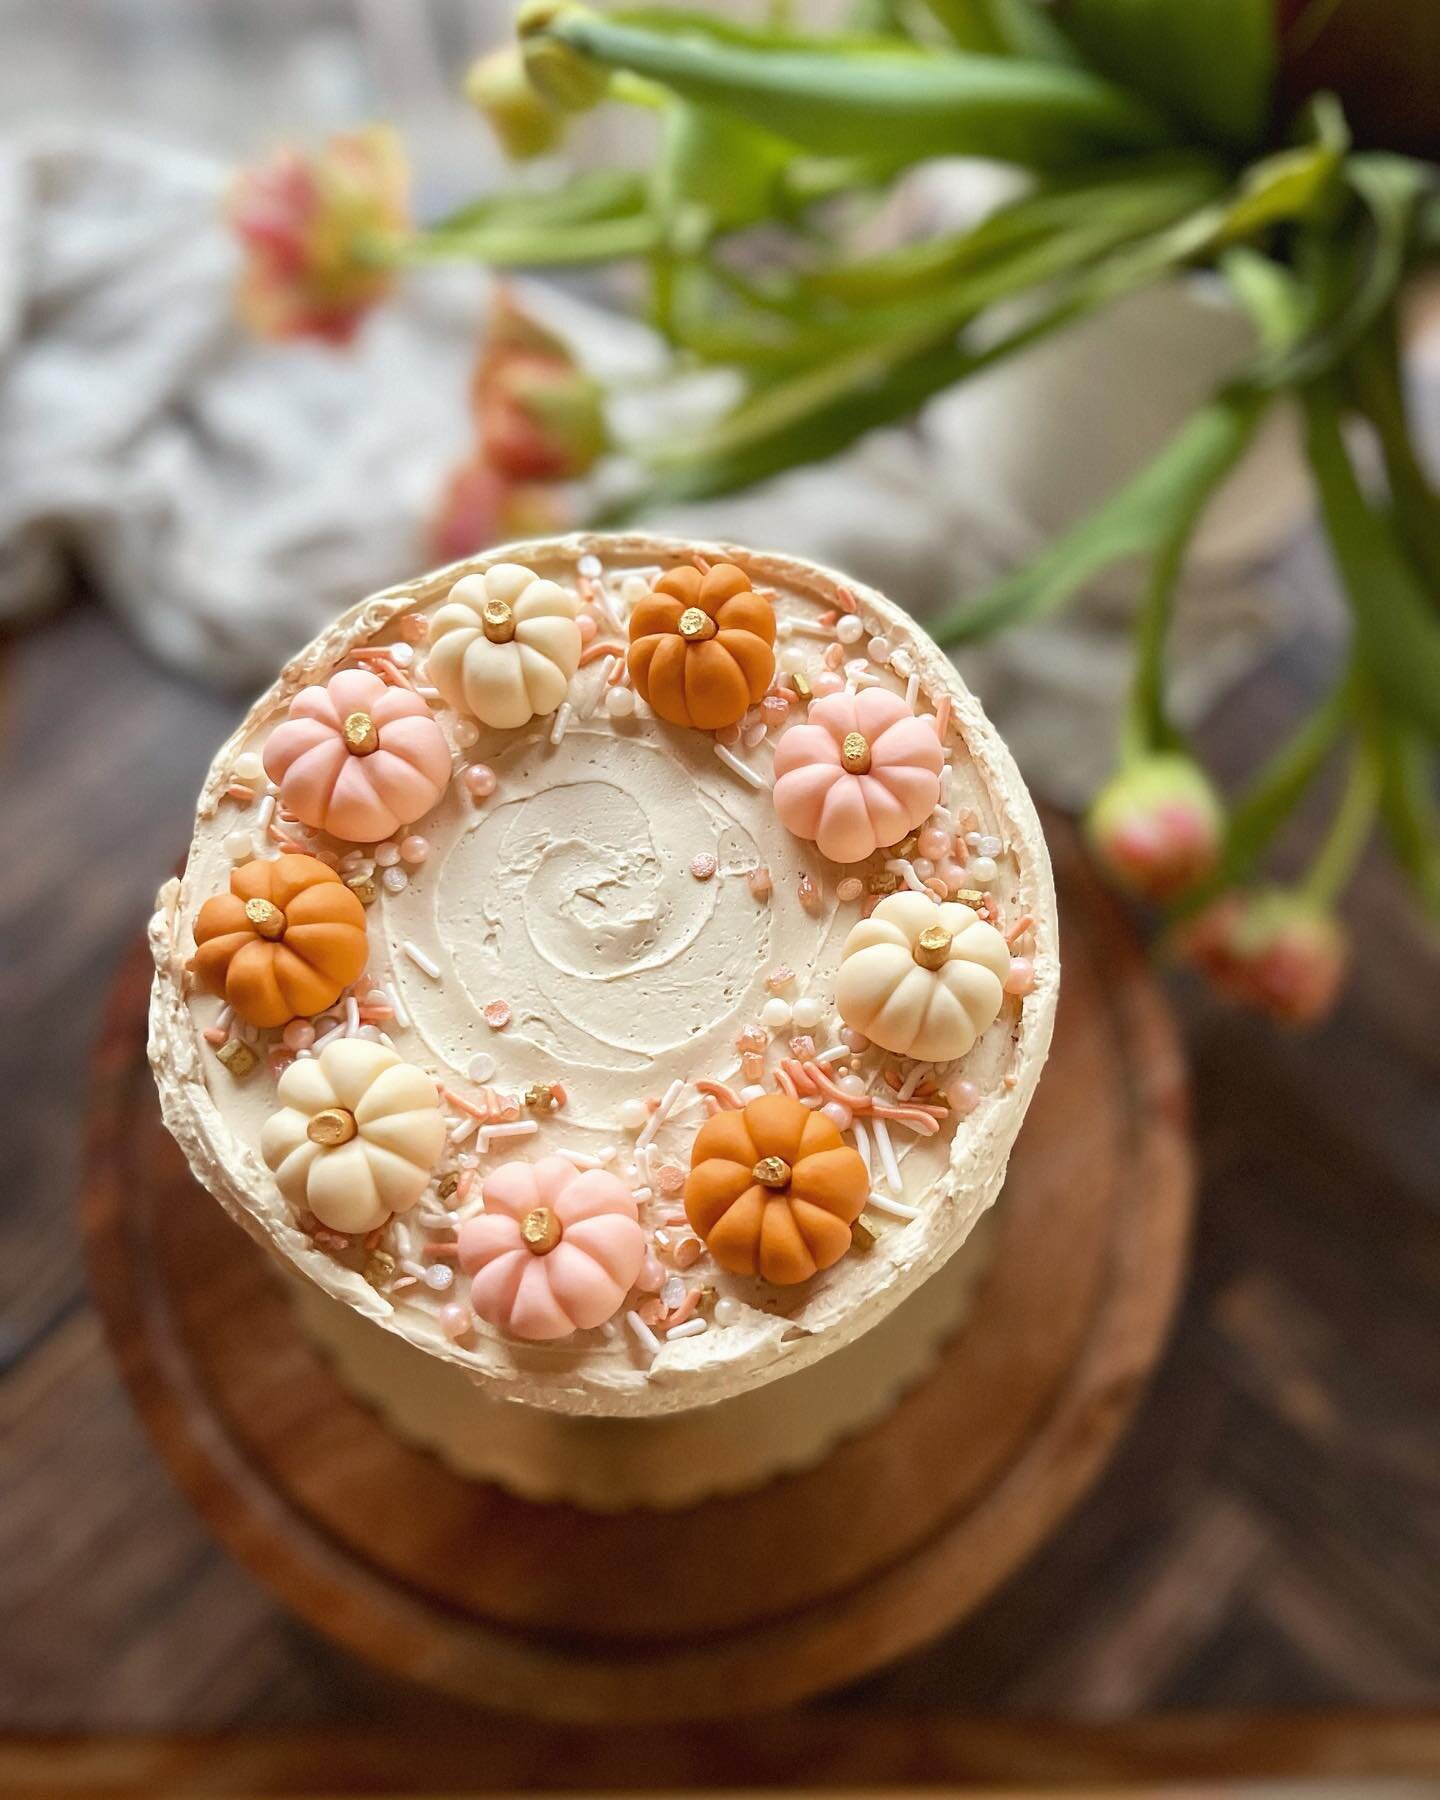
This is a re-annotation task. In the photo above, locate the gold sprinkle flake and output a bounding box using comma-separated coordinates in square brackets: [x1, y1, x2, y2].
[345, 873, 379, 906]
[850, 1217, 878, 1254]
[791, 671, 812, 701]
[866, 871, 900, 895]
[215, 1038, 258, 1077]
[955, 889, 985, 906]
[364, 1250, 397, 1287]
[437, 1171, 461, 1200]
[524, 1082, 562, 1113]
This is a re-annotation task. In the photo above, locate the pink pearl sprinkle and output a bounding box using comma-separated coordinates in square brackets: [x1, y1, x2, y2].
[836, 876, 865, 903]
[918, 826, 950, 861]
[400, 834, 430, 865]
[483, 999, 511, 1030]
[691, 852, 718, 881]
[283, 1020, 315, 1052]
[812, 670, 846, 696]
[577, 612, 597, 643]
[841, 1027, 869, 1053]
[439, 1304, 472, 1340]
[938, 857, 966, 892]
[821, 645, 846, 672]
[636, 1254, 664, 1294]
[464, 764, 497, 799]
[747, 865, 772, 901]
[821, 1100, 853, 1130]
[946, 1076, 980, 1116]
[1005, 957, 1036, 996]
[714, 722, 741, 747]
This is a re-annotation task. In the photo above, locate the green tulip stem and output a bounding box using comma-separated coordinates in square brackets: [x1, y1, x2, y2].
[1302, 740, 1382, 909]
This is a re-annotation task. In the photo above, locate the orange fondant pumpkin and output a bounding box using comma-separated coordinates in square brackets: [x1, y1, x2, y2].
[192, 853, 368, 1028]
[684, 1093, 868, 1285]
[627, 562, 775, 730]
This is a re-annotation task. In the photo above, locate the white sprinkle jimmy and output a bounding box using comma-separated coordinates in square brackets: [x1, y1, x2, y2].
[401, 940, 441, 980]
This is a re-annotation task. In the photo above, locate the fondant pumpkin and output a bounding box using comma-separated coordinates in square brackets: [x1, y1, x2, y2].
[772, 689, 943, 863]
[262, 669, 451, 843]
[458, 1155, 645, 1340]
[261, 1038, 445, 1233]
[427, 562, 581, 728]
[835, 892, 1010, 1062]
[684, 1093, 867, 1285]
[192, 853, 368, 1028]
[627, 562, 775, 731]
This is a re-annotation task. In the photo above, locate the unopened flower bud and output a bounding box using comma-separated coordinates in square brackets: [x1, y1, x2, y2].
[1088, 754, 1223, 902]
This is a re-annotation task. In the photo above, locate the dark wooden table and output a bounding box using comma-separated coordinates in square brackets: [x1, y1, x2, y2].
[1, 599, 1437, 1759]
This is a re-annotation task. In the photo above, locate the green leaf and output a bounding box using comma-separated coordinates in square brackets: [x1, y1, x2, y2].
[414, 169, 661, 264]
[530, 8, 1174, 167]
[1257, 153, 1431, 387]
[800, 153, 1225, 305]
[1219, 246, 1309, 356]
[930, 385, 1269, 643]
[1054, 0, 1275, 151]
[1302, 378, 1440, 740]
[1217, 679, 1352, 887]
[920, 0, 1077, 59]
[429, 169, 645, 235]
[1344, 315, 1440, 597]
[628, 280, 1101, 508]
[654, 101, 793, 232]
[1372, 717, 1440, 919]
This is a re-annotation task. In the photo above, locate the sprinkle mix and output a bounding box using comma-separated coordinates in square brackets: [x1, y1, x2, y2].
[186, 546, 1039, 1369]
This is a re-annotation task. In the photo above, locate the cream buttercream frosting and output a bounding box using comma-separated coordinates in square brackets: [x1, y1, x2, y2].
[150, 535, 1057, 1428]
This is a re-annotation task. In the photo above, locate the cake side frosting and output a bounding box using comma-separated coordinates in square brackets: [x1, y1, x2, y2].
[149, 534, 1057, 1419]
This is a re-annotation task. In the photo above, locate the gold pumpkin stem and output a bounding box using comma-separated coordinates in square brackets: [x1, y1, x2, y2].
[841, 731, 871, 774]
[243, 897, 286, 940]
[482, 597, 517, 643]
[752, 1155, 791, 1190]
[520, 1205, 563, 1255]
[342, 710, 379, 755]
[678, 606, 717, 642]
[307, 1106, 357, 1147]
[913, 924, 954, 971]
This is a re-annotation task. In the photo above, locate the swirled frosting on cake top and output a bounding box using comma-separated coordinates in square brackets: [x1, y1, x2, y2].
[150, 535, 1057, 1417]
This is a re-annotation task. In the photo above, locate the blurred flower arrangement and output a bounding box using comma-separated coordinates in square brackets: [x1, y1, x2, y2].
[228, 0, 1440, 1023]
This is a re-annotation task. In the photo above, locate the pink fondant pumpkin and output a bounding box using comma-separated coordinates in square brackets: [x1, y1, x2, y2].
[263, 669, 451, 844]
[458, 1155, 645, 1340]
[772, 689, 943, 864]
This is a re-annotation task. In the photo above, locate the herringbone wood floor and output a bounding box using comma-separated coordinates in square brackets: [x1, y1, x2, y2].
[1, 599, 1436, 1740]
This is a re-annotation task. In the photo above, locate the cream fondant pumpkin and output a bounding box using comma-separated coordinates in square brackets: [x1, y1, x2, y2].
[261, 1039, 445, 1233]
[835, 892, 1010, 1061]
[426, 563, 581, 728]
[458, 1155, 645, 1340]
[772, 689, 943, 863]
[262, 669, 451, 843]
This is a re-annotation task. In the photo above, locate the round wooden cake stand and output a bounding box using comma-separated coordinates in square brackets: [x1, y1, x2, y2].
[83, 823, 1191, 1722]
